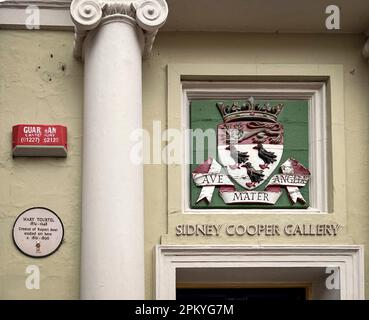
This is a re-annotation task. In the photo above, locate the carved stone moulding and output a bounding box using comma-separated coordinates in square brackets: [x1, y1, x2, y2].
[70, 0, 103, 31]
[70, 0, 168, 59]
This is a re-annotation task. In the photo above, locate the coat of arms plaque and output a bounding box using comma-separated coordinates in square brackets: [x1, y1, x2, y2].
[190, 98, 310, 209]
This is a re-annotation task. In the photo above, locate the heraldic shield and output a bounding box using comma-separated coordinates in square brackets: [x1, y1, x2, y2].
[217, 97, 284, 190]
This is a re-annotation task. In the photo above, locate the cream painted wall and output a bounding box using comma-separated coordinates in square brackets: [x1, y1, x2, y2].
[0, 31, 83, 299]
[143, 32, 369, 299]
[0, 30, 368, 300]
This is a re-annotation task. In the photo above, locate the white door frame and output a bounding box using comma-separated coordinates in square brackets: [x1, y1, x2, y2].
[155, 245, 364, 300]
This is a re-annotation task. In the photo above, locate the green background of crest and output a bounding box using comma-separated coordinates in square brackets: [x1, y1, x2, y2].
[190, 99, 309, 209]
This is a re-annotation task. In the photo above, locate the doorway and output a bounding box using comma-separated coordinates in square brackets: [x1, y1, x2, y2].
[176, 267, 331, 300]
[155, 245, 364, 299]
[176, 285, 310, 301]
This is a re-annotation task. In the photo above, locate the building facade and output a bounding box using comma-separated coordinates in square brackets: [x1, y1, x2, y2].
[0, 0, 368, 300]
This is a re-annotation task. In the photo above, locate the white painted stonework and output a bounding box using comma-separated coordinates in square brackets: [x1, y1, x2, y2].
[69, 0, 168, 299]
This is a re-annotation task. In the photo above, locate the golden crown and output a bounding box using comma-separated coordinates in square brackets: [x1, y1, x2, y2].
[216, 97, 284, 123]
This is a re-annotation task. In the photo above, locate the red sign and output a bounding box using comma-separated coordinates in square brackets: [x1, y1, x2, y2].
[12, 125, 67, 157]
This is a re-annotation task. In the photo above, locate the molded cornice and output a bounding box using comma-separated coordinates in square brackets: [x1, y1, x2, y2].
[0, 0, 71, 9]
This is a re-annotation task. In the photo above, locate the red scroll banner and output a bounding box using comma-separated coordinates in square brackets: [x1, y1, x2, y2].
[192, 158, 310, 205]
[192, 158, 234, 203]
[266, 158, 311, 204]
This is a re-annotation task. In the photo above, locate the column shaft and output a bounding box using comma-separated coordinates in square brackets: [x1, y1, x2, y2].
[80, 18, 144, 299]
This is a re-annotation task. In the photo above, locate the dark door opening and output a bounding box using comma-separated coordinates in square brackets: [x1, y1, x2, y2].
[176, 287, 308, 301]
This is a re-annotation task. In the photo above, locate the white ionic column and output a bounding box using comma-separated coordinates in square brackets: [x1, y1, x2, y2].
[70, 0, 168, 299]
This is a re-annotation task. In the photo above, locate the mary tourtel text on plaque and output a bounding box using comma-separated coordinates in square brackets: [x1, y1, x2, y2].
[12, 207, 64, 258]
